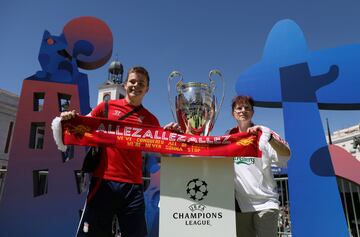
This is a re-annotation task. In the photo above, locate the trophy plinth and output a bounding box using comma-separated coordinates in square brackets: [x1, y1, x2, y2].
[160, 70, 235, 237]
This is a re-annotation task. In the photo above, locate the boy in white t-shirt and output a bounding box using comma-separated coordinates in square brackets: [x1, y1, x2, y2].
[227, 95, 291, 237]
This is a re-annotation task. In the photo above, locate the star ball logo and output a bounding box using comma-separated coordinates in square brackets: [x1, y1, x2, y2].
[186, 178, 208, 202]
[170, 178, 223, 226]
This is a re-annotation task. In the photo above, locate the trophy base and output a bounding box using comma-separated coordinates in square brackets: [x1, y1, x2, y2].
[159, 156, 236, 237]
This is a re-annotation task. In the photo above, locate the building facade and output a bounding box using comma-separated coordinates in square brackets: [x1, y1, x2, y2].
[0, 89, 18, 167]
[0, 80, 87, 236]
[330, 124, 360, 161]
[0, 89, 18, 200]
[97, 60, 125, 104]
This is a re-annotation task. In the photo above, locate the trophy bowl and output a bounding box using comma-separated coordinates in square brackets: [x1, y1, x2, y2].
[168, 70, 224, 136]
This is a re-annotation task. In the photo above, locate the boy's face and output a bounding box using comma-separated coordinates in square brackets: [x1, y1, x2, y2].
[232, 102, 254, 123]
[124, 72, 149, 102]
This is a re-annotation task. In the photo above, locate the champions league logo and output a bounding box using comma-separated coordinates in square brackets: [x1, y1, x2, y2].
[186, 178, 208, 202]
[171, 178, 223, 226]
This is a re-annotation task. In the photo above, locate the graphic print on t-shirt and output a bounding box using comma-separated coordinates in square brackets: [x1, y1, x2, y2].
[234, 157, 255, 165]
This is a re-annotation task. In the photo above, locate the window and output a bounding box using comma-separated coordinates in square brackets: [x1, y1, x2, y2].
[58, 93, 71, 112]
[74, 170, 88, 194]
[4, 121, 14, 153]
[61, 145, 74, 162]
[29, 122, 45, 149]
[33, 92, 45, 111]
[0, 169, 6, 200]
[103, 93, 111, 102]
[33, 169, 48, 197]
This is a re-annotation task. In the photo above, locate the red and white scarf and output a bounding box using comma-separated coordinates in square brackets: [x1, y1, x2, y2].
[53, 116, 262, 158]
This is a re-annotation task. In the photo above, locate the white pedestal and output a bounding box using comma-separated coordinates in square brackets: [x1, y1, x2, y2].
[159, 156, 236, 237]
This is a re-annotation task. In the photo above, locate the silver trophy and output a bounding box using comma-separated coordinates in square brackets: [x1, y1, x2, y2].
[168, 70, 225, 136]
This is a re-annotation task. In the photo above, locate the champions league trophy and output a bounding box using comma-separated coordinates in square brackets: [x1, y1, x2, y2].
[167, 70, 225, 135]
[160, 70, 235, 237]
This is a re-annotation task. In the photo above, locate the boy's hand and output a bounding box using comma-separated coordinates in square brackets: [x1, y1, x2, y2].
[60, 110, 77, 120]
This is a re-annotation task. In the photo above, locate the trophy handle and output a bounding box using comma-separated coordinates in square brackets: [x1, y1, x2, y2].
[209, 69, 225, 125]
[168, 71, 183, 122]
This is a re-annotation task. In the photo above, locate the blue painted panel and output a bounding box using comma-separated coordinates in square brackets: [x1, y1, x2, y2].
[236, 19, 355, 236]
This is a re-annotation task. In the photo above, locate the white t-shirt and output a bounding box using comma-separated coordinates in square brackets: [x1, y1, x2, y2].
[231, 126, 290, 213]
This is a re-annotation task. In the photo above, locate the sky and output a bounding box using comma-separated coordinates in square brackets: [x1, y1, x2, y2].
[1, 0, 360, 137]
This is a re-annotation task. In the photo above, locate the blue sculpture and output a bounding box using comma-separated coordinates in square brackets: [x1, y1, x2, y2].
[236, 19, 360, 236]
[26, 30, 92, 114]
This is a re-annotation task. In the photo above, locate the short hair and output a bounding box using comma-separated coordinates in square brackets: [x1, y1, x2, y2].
[231, 95, 254, 113]
[126, 66, 150, 85]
